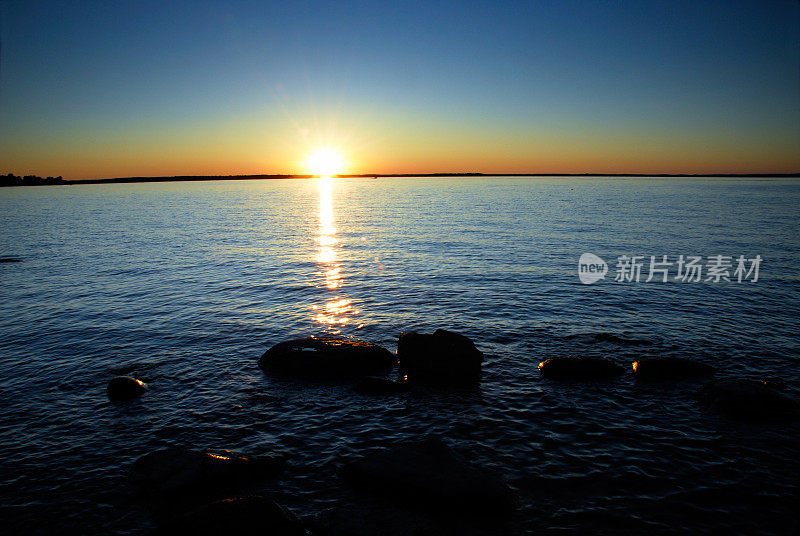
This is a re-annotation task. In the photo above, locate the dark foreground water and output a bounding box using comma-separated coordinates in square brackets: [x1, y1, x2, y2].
[1, 177, 799, 535]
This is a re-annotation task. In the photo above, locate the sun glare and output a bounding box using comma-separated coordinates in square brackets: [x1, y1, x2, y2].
[306, 148, 344, 177]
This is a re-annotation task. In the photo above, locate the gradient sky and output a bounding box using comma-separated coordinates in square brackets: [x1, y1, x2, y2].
[1, 0, 798, 178]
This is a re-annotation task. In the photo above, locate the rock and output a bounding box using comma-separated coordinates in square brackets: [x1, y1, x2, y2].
[352, 376, 410, 395]
[397, 329, 483, 382]
[259, 336, 393, 379]
[340, 437, 516, 513]
[155, 496, 304, 536]
[107, 376, 147, 401]
[632, 357, 714, 381]
[538, 357, 624, 380]
[130, 446, 285, 497]
[698, 379, 800, 421]
[0, 257, 22, 263]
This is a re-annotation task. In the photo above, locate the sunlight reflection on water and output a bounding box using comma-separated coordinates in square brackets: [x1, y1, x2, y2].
[314, 176, 357, 331]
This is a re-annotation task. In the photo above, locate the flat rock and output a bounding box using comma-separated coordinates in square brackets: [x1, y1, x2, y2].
[352, 376, 410, 395]
[155, 496, 304, 536]
[107, 376, 147, 401]
[259, 336, 393, 379]
[538, 357, 624, 380]
[130, 446, 285, 498]
[340, 437, 516, 513]
[632, 357, 714, 381]
[397, 329, 483, 383]
[698, 379, 800, 421]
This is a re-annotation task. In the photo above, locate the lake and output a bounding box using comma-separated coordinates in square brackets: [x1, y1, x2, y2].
[1, 176, 799, 535]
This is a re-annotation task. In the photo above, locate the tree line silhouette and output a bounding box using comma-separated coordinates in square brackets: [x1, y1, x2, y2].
[1, 173, 65, 186]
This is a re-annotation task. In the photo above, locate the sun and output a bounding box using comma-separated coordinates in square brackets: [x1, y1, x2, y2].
[306, 148, 344, 177]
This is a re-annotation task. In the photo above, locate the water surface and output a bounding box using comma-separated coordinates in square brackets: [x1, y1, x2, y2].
[1, 177, 799, 535]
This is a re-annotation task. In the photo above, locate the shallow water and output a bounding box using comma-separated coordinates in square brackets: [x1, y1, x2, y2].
[1, 176, 799, 535]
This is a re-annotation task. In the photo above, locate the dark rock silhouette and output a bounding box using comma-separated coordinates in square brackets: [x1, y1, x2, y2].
[154, 496, 304, 536]
[340, 437, 516, 513]
[698, 379, 800, 421]
[130, 446, 285, 497]
[397, 329, 483, 383]
[538, 357, 624, 380]
[107, 376, 147, 401]
[259, 336, 393, 379]
[0, 257, 22, 263]
[632, 357, 714, 381]
[352, 376, 410, 395]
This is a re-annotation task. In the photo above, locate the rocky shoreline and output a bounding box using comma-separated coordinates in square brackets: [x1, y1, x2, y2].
[108, 330, 800, 535]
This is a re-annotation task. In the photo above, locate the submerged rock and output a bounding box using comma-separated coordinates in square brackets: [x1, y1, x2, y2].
[538, 357, 624, 380]
[259, 336, 393, 379]
[352, 376, 410, 395]
[340, 437, 516, 513]
[698, 379, 800, 422]
[632, 357, 714, 381]
[397, 329, 483, 383]
[155, 496, 304, 536]
[107, 376, 147, 401]
[130, 446, 285, 497]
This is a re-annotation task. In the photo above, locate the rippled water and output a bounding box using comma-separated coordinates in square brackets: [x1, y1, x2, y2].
[1, 177, 799, 535]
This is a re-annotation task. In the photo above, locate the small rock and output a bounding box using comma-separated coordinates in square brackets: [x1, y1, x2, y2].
[340, 437, 516, 513]
[130, 446, 285, 498]
[698, 379, 800, 422]
[107, 376, 146, 401]
[352, 376, 410, 395]
[155, 496, 304, 536]
[632, 357, 714, 381]
[538, 357, 624, 380]
[259, 336, 393, 379]
[397, 329, 483, 383]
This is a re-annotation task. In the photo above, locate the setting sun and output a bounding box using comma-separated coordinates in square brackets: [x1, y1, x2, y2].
[306, 148, 344, 177]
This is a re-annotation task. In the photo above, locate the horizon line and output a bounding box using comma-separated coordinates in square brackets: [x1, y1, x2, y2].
[52, 171, 800, 185]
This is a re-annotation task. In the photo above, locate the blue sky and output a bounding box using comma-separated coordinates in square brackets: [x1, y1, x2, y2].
[1, 0, 798, 177]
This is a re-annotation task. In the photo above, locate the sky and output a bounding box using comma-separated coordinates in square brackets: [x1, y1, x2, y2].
[1, 0, 798, 179]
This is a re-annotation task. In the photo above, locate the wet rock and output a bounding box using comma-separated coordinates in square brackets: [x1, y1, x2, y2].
[698, 379, 800, 422]
[259, 336, 393, 379]
[632, 357, 714, 381]
[340, 437, 516, 513]
[107, 376, 146, 401]
[130, 446, 285, 497]
[538, 357, 624, 380]
[352, 376, 410, 395]
[155, 496, 304, 536]
[397, 329, 483, 383]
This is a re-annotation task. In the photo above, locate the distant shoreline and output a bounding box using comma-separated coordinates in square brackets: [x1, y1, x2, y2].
[2, 172, 799, 187]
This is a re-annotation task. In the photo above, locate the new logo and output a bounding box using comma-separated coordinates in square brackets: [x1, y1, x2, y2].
[578, 253, 608, 284]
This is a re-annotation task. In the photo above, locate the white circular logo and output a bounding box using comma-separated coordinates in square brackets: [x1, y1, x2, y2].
[578, 253, 608, 284]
